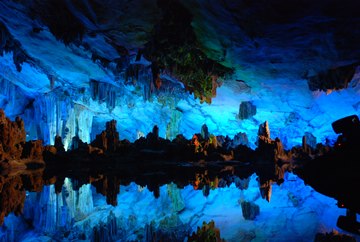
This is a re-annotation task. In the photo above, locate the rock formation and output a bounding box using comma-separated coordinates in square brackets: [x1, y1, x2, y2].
[0, 109, 26, 161]
[0, 170, 44, 225]
[238, 101, 257, 120]
[187, 220, 225, 242]
[240, 200, 260, 220]
[92, 176, 120, 206]
[1, 107, 357, 240]
[54, 135, 65, 153]
[314, 230, 356, 242]
[0, 109, 44, 171]
[231, 132, 249, 148]
[90, 120, 119, 153]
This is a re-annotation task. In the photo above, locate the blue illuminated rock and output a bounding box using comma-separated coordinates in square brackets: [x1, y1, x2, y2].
[238, 101, 257, 120]
[240, 200, 260, 220]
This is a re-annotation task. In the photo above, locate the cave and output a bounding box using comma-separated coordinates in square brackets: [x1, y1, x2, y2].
[0, 0, 360, 241]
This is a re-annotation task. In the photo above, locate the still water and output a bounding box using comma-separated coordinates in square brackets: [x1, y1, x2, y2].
[0, 171, 358, 242]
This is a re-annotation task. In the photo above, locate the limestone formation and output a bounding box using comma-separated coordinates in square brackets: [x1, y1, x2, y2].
[146, 125, 160, 147]
[91, 120, 120, 153]
[187, 220, 225, 242]
[167, 183, 185, 212]
[257, 120, 271, 145]
[92, 176, 120, 206]
[201, 124, 209, 140]
[240, 200, 260, 220]
[231, 132, 249, 148]
[0, 175, 25, 225]
[0, 171, 44, 225]
[304, 132, 317, 149]
[238, 101, 257, 120]
[54, 135, 65, 153]
[105, 120, 120, 152]
[21, 140, 43, 161]
[0, 109, 26, 161]
[314, 230, 356, 242]
[0, 109, 44, 169]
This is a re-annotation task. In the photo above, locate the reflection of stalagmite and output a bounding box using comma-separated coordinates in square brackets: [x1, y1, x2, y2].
[167, 183, 185, 212]
[0, 175, 25, 225]
[91, 210, 118, 242]
[78, 184, 94, 217]
[22, 178, 95, 234]
[92, 176, 120, 206]
[31, 185, 57, 233]
[0, 169, 46, 226]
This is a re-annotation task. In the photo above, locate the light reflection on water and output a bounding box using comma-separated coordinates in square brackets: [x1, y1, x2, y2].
[1, 172, 358, 242]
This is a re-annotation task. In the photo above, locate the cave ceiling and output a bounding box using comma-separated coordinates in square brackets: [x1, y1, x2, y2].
[2, 0, 360, 91]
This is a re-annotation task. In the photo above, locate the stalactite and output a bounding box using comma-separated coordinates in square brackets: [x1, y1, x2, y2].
[44, 94, 57, 145]
[74, 105, 94, 145]
[166, 109, 182, 141]
[90, 79, 117, 110]
[0, 78, 30, 119]
[62, 109, 76, 150]
[139, 66, 153, 102]
[0, 22, 28, 72]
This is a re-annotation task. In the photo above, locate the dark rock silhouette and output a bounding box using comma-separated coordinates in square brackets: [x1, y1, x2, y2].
[238, 101, 256, 120]
[241, 200, 260, 220]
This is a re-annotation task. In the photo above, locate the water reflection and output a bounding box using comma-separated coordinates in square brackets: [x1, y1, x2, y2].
[0, 170, 44, 225]
[1, 167, 359, 241]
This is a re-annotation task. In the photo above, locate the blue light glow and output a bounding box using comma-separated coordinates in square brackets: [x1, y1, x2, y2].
[1, 173, 358, 241]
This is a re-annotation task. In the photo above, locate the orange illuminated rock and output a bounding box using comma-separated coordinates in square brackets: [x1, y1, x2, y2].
[0, 109, 45, 171]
